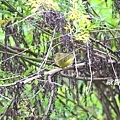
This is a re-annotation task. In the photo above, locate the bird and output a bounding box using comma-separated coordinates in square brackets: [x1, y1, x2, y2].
[54, 52, 74, 68]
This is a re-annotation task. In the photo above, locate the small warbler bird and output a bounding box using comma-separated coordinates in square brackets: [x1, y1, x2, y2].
[54, 53, 74, 68]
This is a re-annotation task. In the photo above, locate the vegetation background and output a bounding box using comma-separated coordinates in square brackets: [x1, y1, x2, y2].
[0, 0, 120, 120]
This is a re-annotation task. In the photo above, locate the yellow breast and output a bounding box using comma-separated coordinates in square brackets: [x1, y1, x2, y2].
[54, 53, 74, 68]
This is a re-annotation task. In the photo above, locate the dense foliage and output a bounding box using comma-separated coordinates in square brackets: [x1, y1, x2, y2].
[0, 0, 120, 119]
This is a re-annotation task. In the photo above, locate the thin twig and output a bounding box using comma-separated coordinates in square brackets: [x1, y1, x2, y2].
[38, 26, 56, 72]
[86, 41, 93, 93]
[0, 63, 85, 87]
[42, 75, 55, 120]
[0, 94, 11, 101]
[0, 96, 14, 119]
